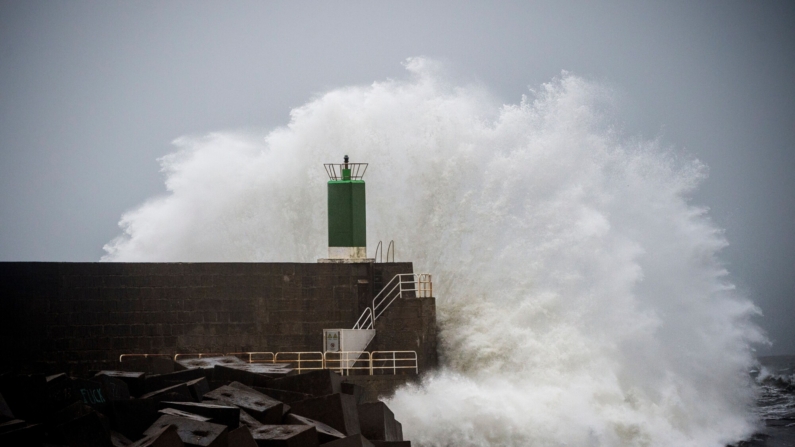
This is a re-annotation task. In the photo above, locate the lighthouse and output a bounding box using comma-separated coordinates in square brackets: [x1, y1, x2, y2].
[319, 155, 374, 263]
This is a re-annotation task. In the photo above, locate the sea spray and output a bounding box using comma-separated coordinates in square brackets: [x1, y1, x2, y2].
[103, 58, 765, 446]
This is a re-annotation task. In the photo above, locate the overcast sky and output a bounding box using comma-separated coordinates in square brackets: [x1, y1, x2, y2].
[1, 1, 793, 354]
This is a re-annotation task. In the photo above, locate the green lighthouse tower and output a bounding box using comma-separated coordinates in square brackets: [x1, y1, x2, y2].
[320, 156, 373, 262]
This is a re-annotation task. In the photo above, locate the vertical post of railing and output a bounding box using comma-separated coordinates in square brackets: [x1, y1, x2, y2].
[375, 241, 383, 263]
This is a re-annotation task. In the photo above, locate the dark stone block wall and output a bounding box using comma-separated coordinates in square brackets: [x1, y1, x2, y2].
[0, 262, 436, 375]
[370, 296, 438, 374]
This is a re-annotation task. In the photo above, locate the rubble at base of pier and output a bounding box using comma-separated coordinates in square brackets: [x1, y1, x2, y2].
[0, 356, 410, 447]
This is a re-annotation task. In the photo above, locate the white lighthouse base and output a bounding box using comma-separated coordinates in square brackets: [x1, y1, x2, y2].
[318, 246, 374, 263]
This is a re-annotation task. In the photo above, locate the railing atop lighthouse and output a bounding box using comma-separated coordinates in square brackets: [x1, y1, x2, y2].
[323, 160, 368, 180]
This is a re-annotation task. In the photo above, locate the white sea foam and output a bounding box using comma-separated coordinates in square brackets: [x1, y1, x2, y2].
[103, 58, 765, 446]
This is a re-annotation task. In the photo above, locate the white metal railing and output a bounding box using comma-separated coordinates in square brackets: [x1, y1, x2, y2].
[353, 307, 373, 330]
[354, 273, 432, 329]
[371, 351, 418, 374]
[324, 351, 372, 376]
[125, 350, 417, 376]
[227, 352, 275, 363]
[173, 353, 224, 361]
[274, 352, 324, 373]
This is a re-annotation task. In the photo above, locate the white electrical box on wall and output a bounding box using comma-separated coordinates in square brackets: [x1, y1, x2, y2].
[323, 328, 375, 353]
[324, 329, 341, 352]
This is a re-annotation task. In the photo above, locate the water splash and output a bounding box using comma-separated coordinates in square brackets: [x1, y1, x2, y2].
[104, 58, 765, 446]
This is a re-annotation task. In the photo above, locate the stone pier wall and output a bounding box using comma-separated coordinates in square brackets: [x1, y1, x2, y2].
[0, 262, 436, 375]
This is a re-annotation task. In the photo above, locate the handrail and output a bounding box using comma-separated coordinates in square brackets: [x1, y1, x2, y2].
[352, 272, 433, 329]
[372, 273, 433, 320]
[371, 350, 418, 374]
[323, 351, 372, 376]
[324, 163, 368, 180]
[226, 352, 275, 363]
[353, 307, 373, 330]
[274, 352, 324, 373]
[173, 353, 224, 361]
[373, 240, 395, 263]
[374, 241, 383, 263]
[119, 350, 417, 376]
[372, 275, 404, 321]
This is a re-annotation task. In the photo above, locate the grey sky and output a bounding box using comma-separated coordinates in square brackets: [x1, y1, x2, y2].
[1, 1, 793, 354]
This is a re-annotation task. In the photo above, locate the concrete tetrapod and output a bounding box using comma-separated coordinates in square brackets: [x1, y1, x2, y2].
[144, 414, 228, 447]
[204, 385, 284, 424]
[250, 424, 318, 447]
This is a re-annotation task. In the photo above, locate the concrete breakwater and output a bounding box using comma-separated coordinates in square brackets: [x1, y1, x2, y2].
[0, 262, 437, 376]
[0, 355, 412, 446]
[0, 261, 434, 445]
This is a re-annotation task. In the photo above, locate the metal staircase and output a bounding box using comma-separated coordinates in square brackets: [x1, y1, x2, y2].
[353, 273, 433, 330]
[321, 273, 432, 370]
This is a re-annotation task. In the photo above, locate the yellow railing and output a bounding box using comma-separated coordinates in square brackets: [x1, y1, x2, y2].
[274, 352, 324, 373]
[371, 350, 418, 374]
[121, 350, 418, 376]
[226, 352, 275, 363]
[323, 351, 372, 376]
[173, 353, 224, 361]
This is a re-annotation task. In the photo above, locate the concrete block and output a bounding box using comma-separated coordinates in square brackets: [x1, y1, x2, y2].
[72, 377, 110, 408]
[145, 369, 206, 393]
[97, 375, 132, 401]
[60, 410, 113, 447]
[248, 387, 313, 405]
[159, 402, 239, 430]
[0, 422, 44, 445]
[250, 424, 318, 447]
[228, 426, 258, 447]
[290, 394, 360, 436]
[267, 370, 342, 397]
[207, 380, 228, 392]
[186, 377, 210, 402]
[96, 371, 147, 397]
[340, 383, 365, 404]
[394, 422, 402, 442]
[140, 383, 195, 403]
[108, 399, 160, 440]
[129, 424, 184, 447]
[111, 429, 134, 447]
[213, 364, 294, 386]
[44, 373, 82, 412]
[0, 391, 14, 420]
[158, 407, 211, 422]
[145, 415, 228, 447]
[320, 434, 375, 447]
[284, 413, 345, 444]
[357, 403, 398, 441]
[239, 409, 264, 431]
[0, 418, 25, 433]
[176, 356, 247, 370]
[203, 385, 283, 424]
[228, 381, 287, 405]
[0, 374, 47, 420]
[49, 401, 95, 434]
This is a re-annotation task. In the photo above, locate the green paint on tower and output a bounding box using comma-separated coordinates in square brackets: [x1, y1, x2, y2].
[328, 180, 366, 247]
